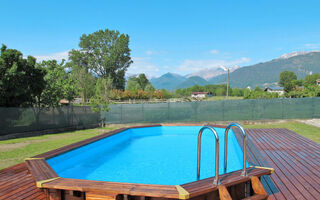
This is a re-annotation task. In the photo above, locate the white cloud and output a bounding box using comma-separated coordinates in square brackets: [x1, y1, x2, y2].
[174, 57, 250, 75]
[145, 50, 154, 55]
[145, 50, 167, 56]
[127, 57, 160, 77]
[304, 43, 320, 50]
[209, 49, 219, 54]
[34, 51, 69, 61]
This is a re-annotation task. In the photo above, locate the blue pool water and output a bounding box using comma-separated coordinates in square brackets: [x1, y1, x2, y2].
[47, 126, 248, 185]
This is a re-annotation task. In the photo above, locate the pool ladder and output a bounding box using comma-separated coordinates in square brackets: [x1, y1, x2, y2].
[197, 123, 247, 185]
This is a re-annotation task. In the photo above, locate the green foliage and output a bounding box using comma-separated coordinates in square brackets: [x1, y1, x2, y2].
[76, 29, 132, 89]
[137, 74, 149, 90]
[145, 83, 156, 92]
[39, 60, 77, 107]
[232, 88, 243, 96]
[279, 71, 297, 93]
[68, 50, 96, 105]
[126, 75, 142, 92]
[304, 73, 320, 86]
[90, 77, 112, 112]
[0, 44, 46, 107]
[126, 73, 153, 93]
[244, 90, 279, 99]
[160, 89, 173, 99]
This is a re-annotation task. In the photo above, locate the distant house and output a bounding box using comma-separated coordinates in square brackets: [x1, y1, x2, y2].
[264, 87, 284, 95]
[191, 92, 212, 99]
[59, 99, 70, 105]
[317, 79, 320, 86]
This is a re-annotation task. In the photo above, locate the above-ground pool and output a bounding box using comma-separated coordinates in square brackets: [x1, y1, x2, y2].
[47, 126, 248, 185]
[26, 124, 273, 200]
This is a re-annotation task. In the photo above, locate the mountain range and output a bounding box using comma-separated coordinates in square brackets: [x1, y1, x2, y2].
[150, 51, 320, 90]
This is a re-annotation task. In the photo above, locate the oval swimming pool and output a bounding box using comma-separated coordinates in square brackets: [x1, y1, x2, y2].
[47, 126, 248, 185]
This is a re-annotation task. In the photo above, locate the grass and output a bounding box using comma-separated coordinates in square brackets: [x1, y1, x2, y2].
[0, 121, 319, 170]
[206, 96, 244, 101]
[244, 121, 320, 143]
[0, 126, 124, 170]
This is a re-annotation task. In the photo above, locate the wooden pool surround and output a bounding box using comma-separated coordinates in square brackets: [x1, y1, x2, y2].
[25, 124, 273, 200]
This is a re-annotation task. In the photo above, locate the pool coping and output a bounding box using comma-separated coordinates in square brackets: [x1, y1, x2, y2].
[25, 123, 273, 199]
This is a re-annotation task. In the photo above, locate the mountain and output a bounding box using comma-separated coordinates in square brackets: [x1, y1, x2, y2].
[176, 76, 209, 89]
[186, 65, 240, 80]
[150, 73, 186, 90]
[209, 51, 320, 88]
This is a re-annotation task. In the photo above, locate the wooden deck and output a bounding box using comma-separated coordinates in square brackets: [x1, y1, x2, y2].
[0, 128, 319, 200]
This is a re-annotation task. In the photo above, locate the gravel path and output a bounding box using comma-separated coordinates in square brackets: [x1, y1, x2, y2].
[298, 119, 320, 128]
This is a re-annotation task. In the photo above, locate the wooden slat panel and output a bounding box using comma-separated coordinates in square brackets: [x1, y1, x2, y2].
[25, 159, 58, 182]
[42, 178, 179, 199]
[0, 163, 46, 200]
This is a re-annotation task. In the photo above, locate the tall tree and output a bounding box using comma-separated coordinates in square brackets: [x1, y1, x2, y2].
[137, 74, 149, 90]
[0, 44, 46, 107]
[39, 60, 77, 107]
[73, 29, 132, 90]
[126, 76, 141, 92]
[68, 50, 96, 105]
[279, 71, 297, 93]
[90, 76, 113, 113]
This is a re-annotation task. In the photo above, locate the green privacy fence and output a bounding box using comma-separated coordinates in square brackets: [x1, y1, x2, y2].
[103, 97, 320, 124]
[0, 106, 100, 137]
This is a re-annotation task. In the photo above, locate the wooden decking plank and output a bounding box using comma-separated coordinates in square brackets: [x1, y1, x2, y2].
[263, 129, 320, 182]
[248, 130, 299, 199]
[262, 129, 320, 178]
[245, 135, 282, 200]
[250, 129, 309, 199]
[42, 177, 180, 199]
[255, 129, 320, 199]
[248, 128, 320, 200]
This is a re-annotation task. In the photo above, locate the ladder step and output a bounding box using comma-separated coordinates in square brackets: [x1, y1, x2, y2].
[242, 194, 268, 200]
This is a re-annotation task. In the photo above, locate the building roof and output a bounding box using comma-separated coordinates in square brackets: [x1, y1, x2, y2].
[264, 86, 284, 91]
[317, 79, 320, 82]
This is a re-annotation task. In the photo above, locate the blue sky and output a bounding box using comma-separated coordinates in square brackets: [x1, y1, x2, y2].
[1, 0, 320, 77]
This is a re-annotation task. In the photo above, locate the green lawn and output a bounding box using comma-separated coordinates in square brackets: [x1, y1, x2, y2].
[244, 121, 320, 143]
[206, 96, 244, 101]
[0, 126, 124, 170]
[0, 121, 319, 170]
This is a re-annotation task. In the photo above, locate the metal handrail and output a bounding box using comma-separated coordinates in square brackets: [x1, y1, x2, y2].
[197, 125, 220, 185]
[224, 122, 247, 176]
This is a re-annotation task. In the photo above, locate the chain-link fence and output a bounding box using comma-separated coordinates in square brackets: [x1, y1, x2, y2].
[0, 106, 100, 136]
[103, 97, 320, 124]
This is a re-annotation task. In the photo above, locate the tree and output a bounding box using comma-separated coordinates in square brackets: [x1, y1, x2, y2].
[232, 88, 243, 96]
[90, 77, 113, 112]
[137, 74, 149, 90]
[74, 29, 133, 89]
[68, 50, 96, 105]
[39, 60, 77, 107]
[304, 73, 320, 86]
[145, 83, 155, 92]
[126, 76, 141, 92]
[279, 71, 297, 93]
[0, 44, 46, 107]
